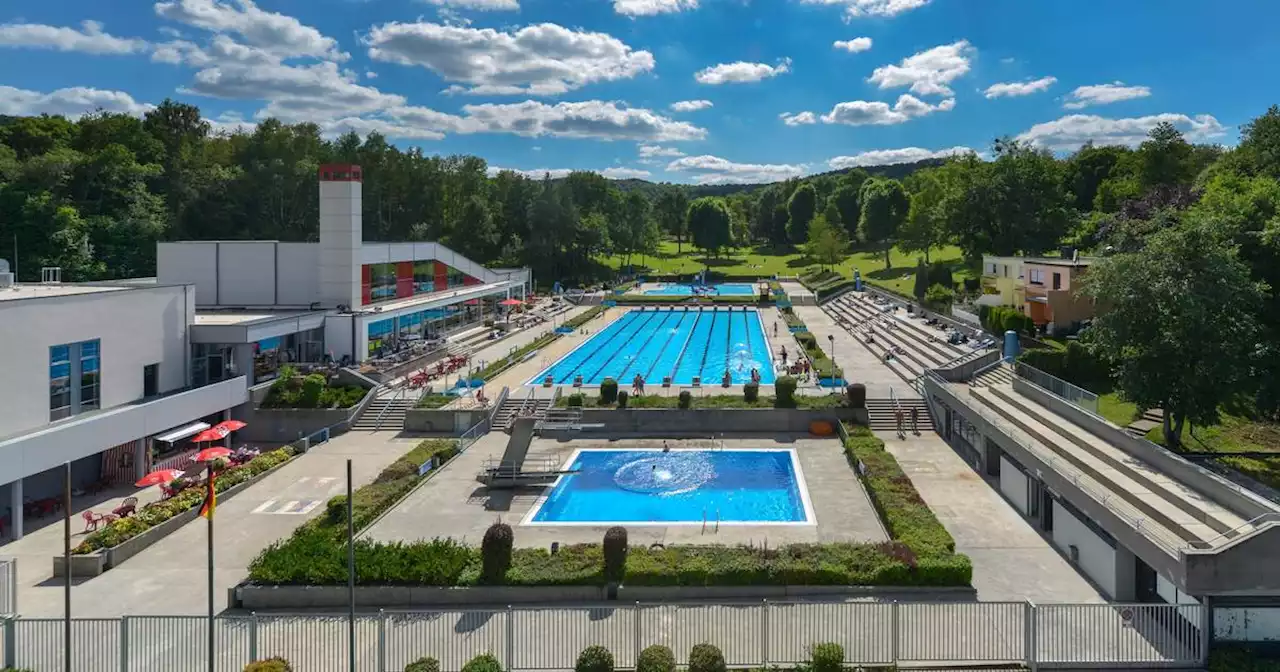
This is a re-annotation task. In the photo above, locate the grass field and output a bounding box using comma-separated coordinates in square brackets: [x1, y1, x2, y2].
[603, 240, 977, 295]
[1097, 391, 1139, 427]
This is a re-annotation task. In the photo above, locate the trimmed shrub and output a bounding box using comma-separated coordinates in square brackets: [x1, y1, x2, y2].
[616, 390, 629, 409]
[405, 658, 440, 672]
[461, 654, 503, 672]
[325, 495, 347, 524]
[846, 383, 866, 409]
[575, 645, 615, 672]
[300, 373, 326, 407]
[567, 393, 585, 407]
[688, 644, 726, 672]
[244, 659, 292, 672]
[775, 376, 797, 408]
[925, 283, 954, 307]
[636, 646, 675, 672]
[600, 378, 619, 404]
[912, 259, 929, 299]
[743, 381, 759, 402]
[678, 390, 692, 409]
[809, 642, 845, 672]
[481, 522, 514, 583]
[927, 261, 954, 291]
[603, 526, 628, 581]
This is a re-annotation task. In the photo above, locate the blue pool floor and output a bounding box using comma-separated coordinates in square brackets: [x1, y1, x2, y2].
[529, 307, 776, 386]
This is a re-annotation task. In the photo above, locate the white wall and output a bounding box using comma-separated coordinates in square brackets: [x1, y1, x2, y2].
[159, 241, 323, 307]
[1216, 608, 1280, 641]
[319, 180, 362, 309]
[157, 242, 218, 305]
[1053, 500, 1118, 598]
[1000, 456, 1030, 514]
[325, 314, 354, 362]
[218, 242, 277, 306]
[276, 243, 320, 306]
[0, 285, 192, 438]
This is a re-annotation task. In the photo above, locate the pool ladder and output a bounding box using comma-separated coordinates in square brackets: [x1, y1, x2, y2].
[701, 507, 721, 534]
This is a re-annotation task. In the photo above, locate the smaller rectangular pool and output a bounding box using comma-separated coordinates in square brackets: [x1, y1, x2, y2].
[524, 449, 814, 525]
[643, 283, 757, 297]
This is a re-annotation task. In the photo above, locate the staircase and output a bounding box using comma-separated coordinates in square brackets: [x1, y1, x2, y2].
[866, 397, 930, 432]
[971, 362, 1015, 388]
[492, 395, 554, 432]
[1126, 408, 1165, 438]
[351, 395, 412, 431]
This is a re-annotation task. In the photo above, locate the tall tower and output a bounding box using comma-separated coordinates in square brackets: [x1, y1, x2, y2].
[318, 164, 362, 309]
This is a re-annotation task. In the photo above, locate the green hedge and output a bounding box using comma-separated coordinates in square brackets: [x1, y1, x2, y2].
[563, 306, 606, 329]
[978, 304, 1035, 337]
[74, 447, 297, 554]
[477, 333, 558, 380]
[799, 269, 842, 291]
[1017, 340, 1111, 392]
[842, 424, 963, 562]
[816, 280, 858, 301]
[415, 394, 453, 409]
[261, 367, 367, 409]
[793, 332, 843, 379]
[1209, 645, 1280, 672]
[248, 439, 459, 581]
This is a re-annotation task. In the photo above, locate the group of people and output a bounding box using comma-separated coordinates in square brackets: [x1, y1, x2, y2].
[778, 345, 814, 381]
[895, 406, 920, 438]
[632, 373, 647, 395]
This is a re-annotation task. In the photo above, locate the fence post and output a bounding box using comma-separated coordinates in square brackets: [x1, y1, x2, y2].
[248, 612, 258, 661]
[760, 600, 769, 668]
[378, 609, 387, 672]
[8, 558, 16, 615]
[4, 617, 15, 668]
[1199, 600, 1212, 667]
[633, 602, 641, 665]
[1025, 601, 1037, 672]
[119, 616, 129, 672]
[890, 601, 900, 664]
[505, 605, 514, 672]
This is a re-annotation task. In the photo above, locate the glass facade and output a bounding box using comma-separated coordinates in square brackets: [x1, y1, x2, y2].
[365, 298, 497, 358]
[361, 259, 480, 305]
[80, 340, 100, 411]
[49, 339, 100, 421]
[253, 327, 327, 382]
[192, 344, 234, 388]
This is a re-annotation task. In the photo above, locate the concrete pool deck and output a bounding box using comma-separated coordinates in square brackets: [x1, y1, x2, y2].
[363, 434, 887, 548]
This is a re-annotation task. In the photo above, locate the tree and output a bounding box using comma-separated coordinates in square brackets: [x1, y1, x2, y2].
[771, 203, 789, 246]
[912, 259, 929, 300]
[1080, 222, 1265, 448]
[899, 169, 946, 263]
[686, 197, 732, 257]
[831, 182, 862, 241]
[1235, 105, 1280, 180]
[1065, 143, 1131, 213]
[804, 214, 848, 270]
[654, 189, 690, 253]
[1138, 122, 1195, 192]
[786, 183, 817, 245]
[857, 177, 908, 268]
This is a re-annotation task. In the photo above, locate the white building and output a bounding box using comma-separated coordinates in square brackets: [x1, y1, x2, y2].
[0, 164, 529, 539]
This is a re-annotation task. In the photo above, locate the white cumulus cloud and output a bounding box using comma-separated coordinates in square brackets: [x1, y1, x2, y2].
[420, 0, 520, 10]
[365, 21, 655, 96]
[984, 76, 1056, 99]
[666, 155, 807, 184]
[670, 99, 713, 112]
[828, 146, 973, 169]
[1062, 81, 1152, 110]
[639, 144, 686, 158]
[154, 0, 347, 61]
[614, 0, 699, 16]
[0, 86, 155, 118]
[0, 20, 147, 55]
[796, 0, 930, 20]
[868, 40, 973, 97]
[779, 111, 817, 126]
[182, 61, 405, 122]
[365, 100, 706, 143]
[601, 167, 653, 179]
[819, 94, 953, 126]
[1016, 113, 1226, 152]
[695, 58, 791, 85]
[833, 37, 872, 53]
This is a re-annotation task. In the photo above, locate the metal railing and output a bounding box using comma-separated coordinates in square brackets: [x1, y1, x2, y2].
[372, 385, 407, 432]
[457, 414, 490, 454]
[0, 559, 15, 616]
[0, 601, 1207, 671]
[922, 371, 1191, 554]
[1014, 361, 1099, 415]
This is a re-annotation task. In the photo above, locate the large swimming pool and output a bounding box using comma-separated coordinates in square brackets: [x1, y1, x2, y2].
[643, 283, 757, 296]
[525, 449, 813, 525]
[529, 307, 775, 386]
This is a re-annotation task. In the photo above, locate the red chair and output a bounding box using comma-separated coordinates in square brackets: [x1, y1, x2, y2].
[82, 510, 106, 532]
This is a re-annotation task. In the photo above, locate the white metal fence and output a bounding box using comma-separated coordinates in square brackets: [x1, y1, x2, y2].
[0, 559, 15, 616]
[0, 601, 1207, 671]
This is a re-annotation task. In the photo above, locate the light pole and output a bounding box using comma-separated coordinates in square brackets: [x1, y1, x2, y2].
[827, 334, 836, 385]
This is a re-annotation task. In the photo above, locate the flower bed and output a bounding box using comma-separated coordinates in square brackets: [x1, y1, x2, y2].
[842, 424, 969, 576]
[415, 394, 453, 409]
[260, 366, 367, 409]
[73, 447, 296, 554]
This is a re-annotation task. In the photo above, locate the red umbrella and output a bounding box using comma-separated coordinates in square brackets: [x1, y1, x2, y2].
[213, 419, 247, 433]
[191, 426, 231, 443]
[499, 298, 524, 306]
[135, 469, 183, 487]
[194, 447, 233, 462]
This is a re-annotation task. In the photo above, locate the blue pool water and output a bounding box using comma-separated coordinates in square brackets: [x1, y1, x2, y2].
[529, 308, 776, 385]
[643, 283, 758, 296]
[527, 450, 811, 524]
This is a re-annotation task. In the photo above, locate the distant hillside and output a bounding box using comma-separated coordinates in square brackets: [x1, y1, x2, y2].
[606, 158, 946, 198]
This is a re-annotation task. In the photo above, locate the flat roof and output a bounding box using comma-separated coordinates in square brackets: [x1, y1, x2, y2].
[194, 309, 324, 326]
[0, 283, 132, 302]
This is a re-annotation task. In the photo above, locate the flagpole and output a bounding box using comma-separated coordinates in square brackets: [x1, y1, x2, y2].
[63, 461, 71, 672]
[346, 458, 356, 672]
[207, 461, 215, 672]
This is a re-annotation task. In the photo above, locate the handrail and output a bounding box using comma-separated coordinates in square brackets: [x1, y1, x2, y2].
[1013, 361, 1100, 414]
[1194, 512, 1280, 549]
[920, 371, 1190, 553]
[372, 385, 406, 432]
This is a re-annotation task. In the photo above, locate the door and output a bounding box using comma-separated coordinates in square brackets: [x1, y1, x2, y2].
[143, 364, 159, 398]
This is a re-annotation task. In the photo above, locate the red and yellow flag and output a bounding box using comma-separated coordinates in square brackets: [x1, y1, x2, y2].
[200, 473, 216, 519]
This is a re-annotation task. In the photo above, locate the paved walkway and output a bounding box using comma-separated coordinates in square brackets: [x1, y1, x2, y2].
[4, 432, 417, 617]
[875, 431, 1105, 603]
[793, 305, 914, 398]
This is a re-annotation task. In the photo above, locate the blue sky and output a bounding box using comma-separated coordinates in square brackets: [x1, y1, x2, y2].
[1, 0, 1277, 184]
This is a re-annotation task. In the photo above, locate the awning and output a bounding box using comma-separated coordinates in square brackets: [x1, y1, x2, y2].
[154, 421, 211, 443]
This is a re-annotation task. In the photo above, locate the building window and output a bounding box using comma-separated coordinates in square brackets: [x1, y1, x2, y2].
[144, 364, 159, 398]
[369, 263, 397, 301]
[1002, 264, 1009, 278]
[80, 339, 100, 411]
[1028, 268, 1045, 285]
[1052, 272, 1062, 290]
[414, 261, 435, 293]
[50, 345, 72, 420]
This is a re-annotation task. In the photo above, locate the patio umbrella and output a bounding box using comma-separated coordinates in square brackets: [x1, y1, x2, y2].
[212, 419, 247, 433]
[135, 469, 183, 487]
[499, 298, 524, 306]
[191, 426, 231, 443]
[193, 447, 233, 462]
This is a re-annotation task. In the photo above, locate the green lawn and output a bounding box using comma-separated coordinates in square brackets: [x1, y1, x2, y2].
[1143, 408, 1280, 491]
[602, 240, 976, 296]
[1097, 391, 1139, 427]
